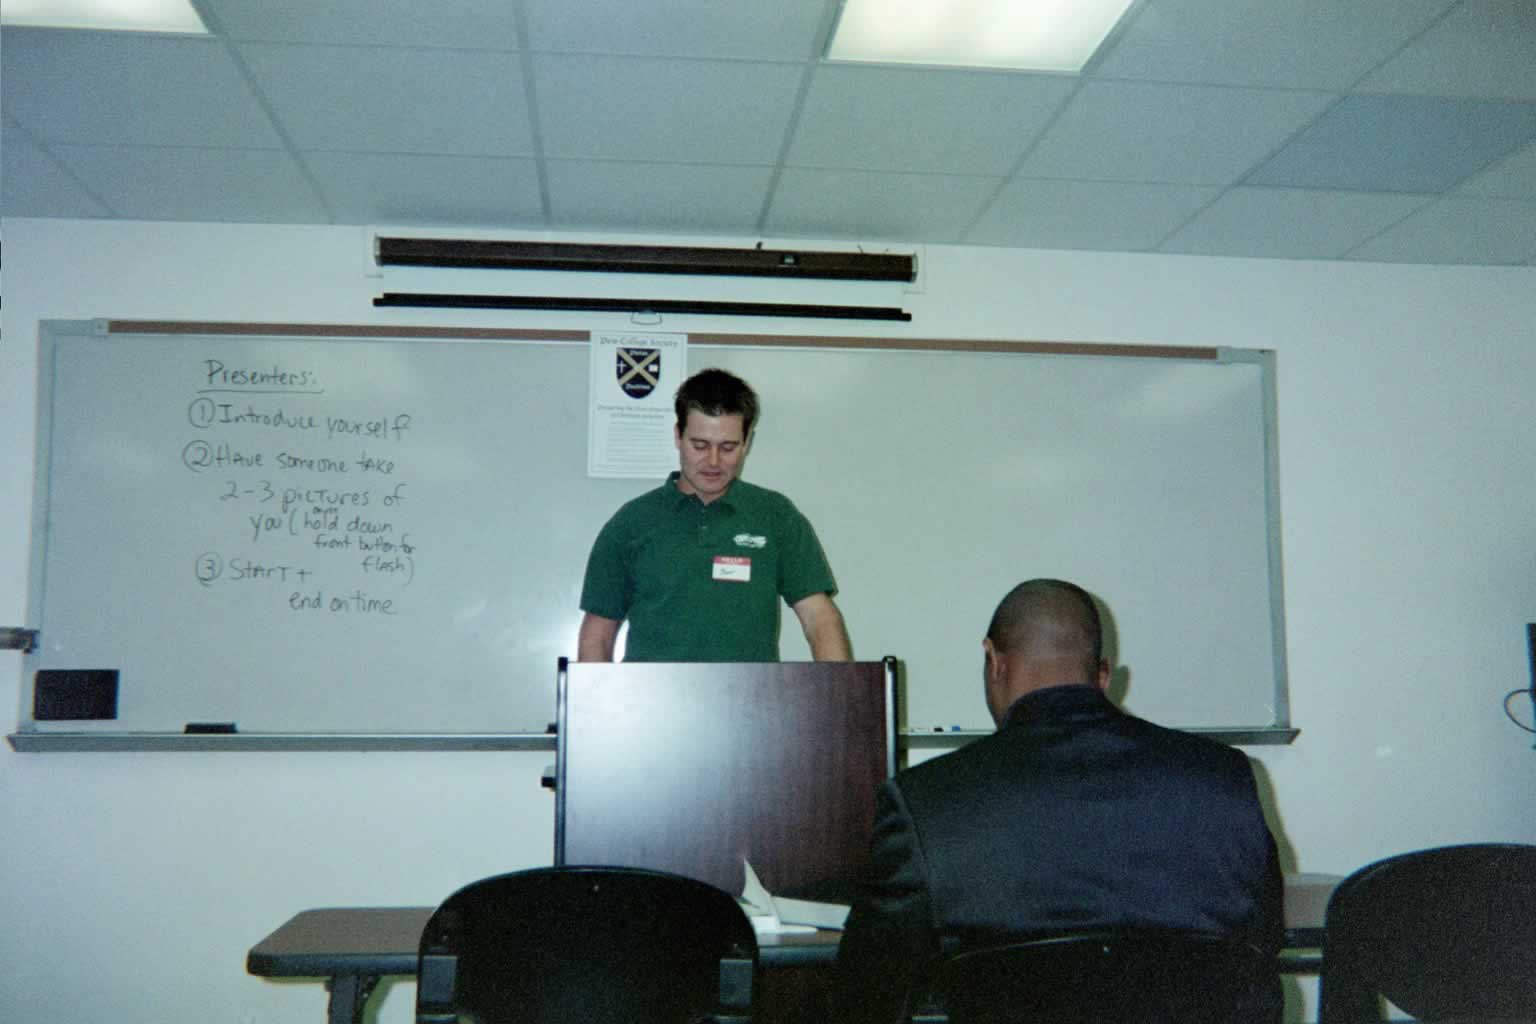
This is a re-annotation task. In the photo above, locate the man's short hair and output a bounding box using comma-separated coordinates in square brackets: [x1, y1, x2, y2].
[987, 578, 1103, 680]
[675, 368, 759, 436]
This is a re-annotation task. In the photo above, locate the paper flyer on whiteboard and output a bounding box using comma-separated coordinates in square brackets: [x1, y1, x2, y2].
[588, 332, 687, 478]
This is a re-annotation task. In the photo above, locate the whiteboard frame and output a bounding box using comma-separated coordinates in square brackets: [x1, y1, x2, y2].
[11, 320, 1294, 751]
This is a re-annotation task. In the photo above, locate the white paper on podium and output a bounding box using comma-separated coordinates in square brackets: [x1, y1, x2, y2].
[740, 860, 850, 934]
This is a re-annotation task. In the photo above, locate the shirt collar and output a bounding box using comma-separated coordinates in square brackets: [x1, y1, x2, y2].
[999, 683, 1118, 730]
[665, 470, 738, 511]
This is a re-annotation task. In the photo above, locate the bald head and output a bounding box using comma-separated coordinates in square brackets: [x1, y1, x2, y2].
[983, 579, 1108, 722]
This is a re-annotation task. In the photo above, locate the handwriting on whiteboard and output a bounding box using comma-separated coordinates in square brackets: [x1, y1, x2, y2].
[183, 360, 417, 616]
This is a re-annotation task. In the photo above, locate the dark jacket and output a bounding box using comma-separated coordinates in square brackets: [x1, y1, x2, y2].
[834, 684, 1284, 1024]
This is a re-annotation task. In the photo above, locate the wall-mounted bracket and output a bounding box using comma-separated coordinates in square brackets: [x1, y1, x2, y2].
[0, 628, 38, 652]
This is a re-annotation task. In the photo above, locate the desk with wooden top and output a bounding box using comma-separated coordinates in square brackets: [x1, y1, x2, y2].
[247, 874, 1340, 1024]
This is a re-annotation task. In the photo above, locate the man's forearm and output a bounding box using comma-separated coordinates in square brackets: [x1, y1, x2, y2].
[809, 614, 853, 660]
[796, 594, 852, 661]
[577, 613, 619, 661]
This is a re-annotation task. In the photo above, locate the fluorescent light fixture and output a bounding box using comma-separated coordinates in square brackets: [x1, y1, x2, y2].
[1, 0, 209, 34]
[828, 0, 1136, 73]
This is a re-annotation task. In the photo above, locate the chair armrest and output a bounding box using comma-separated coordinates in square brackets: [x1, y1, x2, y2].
[415, 910, 461, 1024]
[719, 953, 754, 1012]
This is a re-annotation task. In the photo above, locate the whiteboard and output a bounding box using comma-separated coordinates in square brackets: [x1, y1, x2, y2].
[20, 321, 1287, 740]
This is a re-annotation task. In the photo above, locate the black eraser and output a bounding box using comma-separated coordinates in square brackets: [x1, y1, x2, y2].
[34, 669, 119, 720]
[184, 722, 238, 734]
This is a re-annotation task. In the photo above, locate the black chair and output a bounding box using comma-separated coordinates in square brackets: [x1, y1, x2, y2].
[909, 930, 1281, 1024]
[1317, 843, 1536, 1024]
[416, 866, 758, 1024]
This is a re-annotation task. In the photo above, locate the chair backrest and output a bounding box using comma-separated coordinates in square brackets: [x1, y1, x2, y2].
[912, 930, 1280, 1024]
[1317, 843, 1536, 1024]
[416, 866, 759, 1024]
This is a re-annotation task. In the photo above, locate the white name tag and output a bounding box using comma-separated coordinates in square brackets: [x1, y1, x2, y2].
[712, 555, 751, 582]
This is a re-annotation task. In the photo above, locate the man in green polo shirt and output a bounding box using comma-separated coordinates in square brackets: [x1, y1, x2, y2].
[577, 368, 852, 662]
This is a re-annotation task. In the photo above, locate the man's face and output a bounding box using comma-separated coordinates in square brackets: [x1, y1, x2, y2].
[675, 410, 748, 504]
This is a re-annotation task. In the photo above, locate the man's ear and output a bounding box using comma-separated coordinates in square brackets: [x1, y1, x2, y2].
[1094, 658, 1111, 692]
[983, 637, 1007, 725]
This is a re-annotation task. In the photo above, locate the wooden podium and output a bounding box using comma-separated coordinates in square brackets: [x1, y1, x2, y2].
[554, 658, 898, 900]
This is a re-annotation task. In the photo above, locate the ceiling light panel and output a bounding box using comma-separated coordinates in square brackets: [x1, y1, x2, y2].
[1, 0, 208, 34]
[828, 0, 1137, 73]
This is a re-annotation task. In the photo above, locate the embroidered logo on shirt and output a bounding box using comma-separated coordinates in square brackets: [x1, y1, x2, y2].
[733, 533, 767, 549]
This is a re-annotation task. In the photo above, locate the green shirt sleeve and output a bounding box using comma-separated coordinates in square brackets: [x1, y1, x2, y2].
[579, 512, 631, 621]
[777, 499, 838, 606]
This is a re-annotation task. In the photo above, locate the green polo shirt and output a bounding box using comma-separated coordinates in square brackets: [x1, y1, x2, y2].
[579, 472, 838, 662]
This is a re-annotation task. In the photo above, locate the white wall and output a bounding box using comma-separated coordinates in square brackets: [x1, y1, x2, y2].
[2, 218, 1534, 1023]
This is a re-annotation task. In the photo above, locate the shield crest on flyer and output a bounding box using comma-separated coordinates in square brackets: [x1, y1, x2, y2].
[615, 347, 661, 398]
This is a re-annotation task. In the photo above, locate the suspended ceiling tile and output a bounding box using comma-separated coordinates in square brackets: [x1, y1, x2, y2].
[1356, 0, 1536, 100]
[523, 0, 830, 60]
[1095, 0, 1456, 91]
[305, 152, 545, 226]
[2, 28, 282, 148]
[788, 64, 1076, 176]
[1248, 95, 1536, 193]
[967, 178, 1217, 251]
[766, 168, 998, 243]
[1347, 196, 1536, 265]
[1018, 80, 1334, 185]
[0, 131, 112, 217]
[548, 160, 774, 232]
[202, 0, 520, 49]
[237, 43, 534, 156]
[1455, 142, 1536, 199]
[1161, 187, 1432, 260]
[50, 144, 328, 223]
[535, 54, 804, 164]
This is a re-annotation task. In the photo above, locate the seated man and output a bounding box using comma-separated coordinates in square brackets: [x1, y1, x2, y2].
[834, 578, 1283, 1024]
